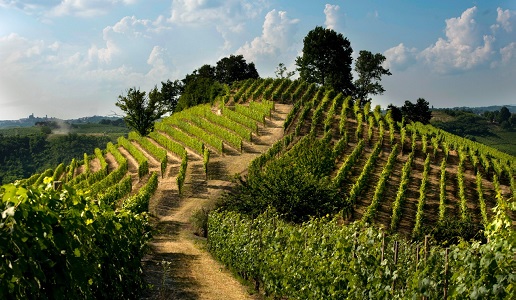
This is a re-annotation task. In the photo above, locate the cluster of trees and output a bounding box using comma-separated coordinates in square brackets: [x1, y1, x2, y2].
[0, 133, 112, 184]
[117, 55, 258, 136]
[117, 26, 434, 136]
[431, 106, 516, 139]
[483, 106, 516, 129]
[387, 98, 432, 125]
[295, 26, 392, 104]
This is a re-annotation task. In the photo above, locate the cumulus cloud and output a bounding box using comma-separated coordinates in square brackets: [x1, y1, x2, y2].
[146, 45, 170, 79]
[168, 0, 268, 49]
[87, 15, 157, 64]
[383, 43, 418, 71]
[324, 4, 341, 30]
[418, 6, 496, 73]
[494, 7, 515, 32]
[169, 0, 266, 29]
[0, 33, 57, 68]
[500, 42, 516, 63]
[236, 9, 299, 62]
[48, 0, 136, 17]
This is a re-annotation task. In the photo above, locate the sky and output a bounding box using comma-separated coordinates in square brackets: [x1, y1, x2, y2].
[0, 1, 515, 120]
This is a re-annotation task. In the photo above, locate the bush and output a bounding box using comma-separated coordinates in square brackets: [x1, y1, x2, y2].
[217, 136, 344, 223]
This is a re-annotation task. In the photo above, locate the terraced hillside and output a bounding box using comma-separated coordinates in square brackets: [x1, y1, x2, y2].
[226, 79, 514, 238]
[2, 77, 514, 299]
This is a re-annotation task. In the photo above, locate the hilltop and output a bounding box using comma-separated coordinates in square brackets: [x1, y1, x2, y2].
[1, 78, 514, 299]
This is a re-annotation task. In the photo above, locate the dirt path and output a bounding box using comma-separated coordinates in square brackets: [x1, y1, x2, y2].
[141, 104, 291, 300]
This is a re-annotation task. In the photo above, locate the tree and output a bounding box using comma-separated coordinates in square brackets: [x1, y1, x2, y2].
[275, 62, 295, 79]
[498, 106, 511, 123]
[354, 50, 392, 105]
[160, 79, 183, 113]
[116, 87, 166, 136]
[215, 54, 259, 84]
[387, 104, 403, 123]
[401, 98, 432, 124]
[296, 26, 354, 94]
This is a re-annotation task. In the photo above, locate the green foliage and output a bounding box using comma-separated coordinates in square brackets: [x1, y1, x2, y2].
[401, 98, 432, 125]
[117, 137, 149, 180]
[362, 143, 399, 224]
[0, 182, 151, 299]
[208, 211, 516, 300]
[222, 107, 258, 133]
[202, 107, 252, 142]
[175, 77, 225, 112]
[116, 87, 166, 137]
[296, 26, 354, 94]
[354, 50, 392, 105]
[154, 121, 204, 155]
[177, 153, 188, 195]
[218, 136, 342, 223]
[214, 54, 259, 85]
[128, 131, 167, 177]
[0, 133, 112, 185]
[123, 172, 158, 214]
[391, 151, 415, 231]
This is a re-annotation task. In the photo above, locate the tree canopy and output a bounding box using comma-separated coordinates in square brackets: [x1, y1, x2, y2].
[115, 87, 167, 136]
[296, 26, 354, 94]
[214, 54, 259, 85]
[160, 79, 182, 113]
[173, 54, 258, 112]
[401, 98, 432, 124]
[354, 50, 391, 105]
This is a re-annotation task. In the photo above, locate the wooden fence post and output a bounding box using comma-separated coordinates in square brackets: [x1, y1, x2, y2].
[381, 232, 385, 262]
[392, 241, 399, 293]
[422, 235, 429, 300]
[444, 248, 449, 300]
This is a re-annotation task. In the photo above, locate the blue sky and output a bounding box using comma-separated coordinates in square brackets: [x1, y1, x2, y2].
[0, 1, 515, 120]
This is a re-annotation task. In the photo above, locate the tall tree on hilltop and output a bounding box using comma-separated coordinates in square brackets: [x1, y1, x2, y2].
[160, 79, 183, 113]
[116, 87, 167, 136]
[295, 26, 354, 94]
[215, 54, 259, 85]
[354, 50, 392, 106]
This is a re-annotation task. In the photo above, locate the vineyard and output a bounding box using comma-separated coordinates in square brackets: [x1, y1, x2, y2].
[1, 78, 515, 299]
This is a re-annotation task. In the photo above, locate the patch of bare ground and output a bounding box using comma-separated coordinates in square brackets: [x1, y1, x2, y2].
[352, 146, 389, 221]
[104, 152, 118, 173]
[421, 157, 441, 228]
[374, 151, 406, 230]
[89, 157, 101, 173]
[396, 153, 423, 237]
[141, 104, 291, 300]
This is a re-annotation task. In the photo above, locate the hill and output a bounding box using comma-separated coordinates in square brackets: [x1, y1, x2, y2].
[1, 78, 514, 299]
[431, 109, 516, 156]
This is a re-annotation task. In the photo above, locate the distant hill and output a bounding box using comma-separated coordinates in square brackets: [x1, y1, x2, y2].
[0, 114, 123, 129]
[440, 105, 516, 114]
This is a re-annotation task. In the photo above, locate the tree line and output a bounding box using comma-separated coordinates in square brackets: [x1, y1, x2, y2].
[116, 26, 414, 136]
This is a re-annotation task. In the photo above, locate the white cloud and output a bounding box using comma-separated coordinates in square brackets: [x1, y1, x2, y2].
[236, 9, 299, 63]
[48, 0, 136, 17]
[0, 33, 56, 68]
[383, 43, 417, 71]
[324, 4, 341, 30]
[494, 7, 515, 32]
[500, 42, 516, 63]
[87, 15, 156, 64]
[418, 7, 496, 73]
[169, 0, 266, 28]
[168, 0, 269, 49]
[146, 45, 170, 80]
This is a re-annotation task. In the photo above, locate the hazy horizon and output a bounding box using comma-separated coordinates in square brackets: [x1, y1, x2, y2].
[1, 1, 515, 120]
